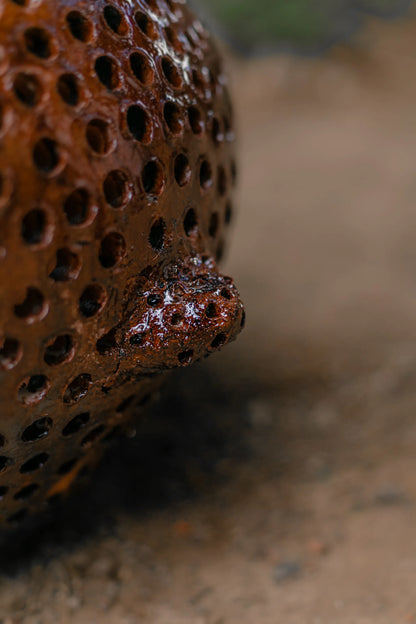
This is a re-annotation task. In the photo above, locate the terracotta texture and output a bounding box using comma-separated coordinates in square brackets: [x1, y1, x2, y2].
[0, 0, 244, 526]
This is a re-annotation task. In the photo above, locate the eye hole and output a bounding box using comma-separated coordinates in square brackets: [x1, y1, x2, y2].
[66, 11, 92, 42]
[103, 4, 128, 35]
[149, 219, 166, 251]
[24, 27, 52, 59]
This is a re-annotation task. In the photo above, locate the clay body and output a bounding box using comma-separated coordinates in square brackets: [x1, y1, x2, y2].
[0, 0, 243, 525]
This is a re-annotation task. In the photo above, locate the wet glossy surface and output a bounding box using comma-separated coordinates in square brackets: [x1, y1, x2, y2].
[0, 0, 243, 526]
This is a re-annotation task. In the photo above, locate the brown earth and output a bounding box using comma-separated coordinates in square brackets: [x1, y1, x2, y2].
[3, 10, 416, 624]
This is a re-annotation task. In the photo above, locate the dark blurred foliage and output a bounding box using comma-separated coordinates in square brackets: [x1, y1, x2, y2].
[191, 0, 414, 54]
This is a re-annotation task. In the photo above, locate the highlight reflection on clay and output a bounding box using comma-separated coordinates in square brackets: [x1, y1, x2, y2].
[0, 0, 244, 526]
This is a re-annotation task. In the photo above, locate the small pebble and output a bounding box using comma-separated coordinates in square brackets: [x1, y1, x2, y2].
[374, 487, 407, 506]
[273, 560, 301, 583]
[307, 539, 329, 556]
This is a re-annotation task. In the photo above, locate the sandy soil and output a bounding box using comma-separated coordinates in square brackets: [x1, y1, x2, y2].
[3, 11, 416, 624]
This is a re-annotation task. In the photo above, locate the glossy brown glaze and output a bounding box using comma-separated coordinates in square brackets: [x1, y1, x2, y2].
[0, 0, 244, 526]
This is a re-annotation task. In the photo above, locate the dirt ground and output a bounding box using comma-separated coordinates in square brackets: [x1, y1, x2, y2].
[3, 10, 416, 624]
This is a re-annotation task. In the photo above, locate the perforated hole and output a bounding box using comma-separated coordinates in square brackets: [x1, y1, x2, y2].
[63, 374, 92, 404]
[142, 160, 165, 195]
[24, 27, 52, 59]
[82, 425, 105, 448]
[33, 138, 60, 174]
[174, 154, 191, 187]
[13, 73, 42, 107]
[7, 509, 28, 524]
[57, 73, 79, 106]
[0, 338, 22, 370]
[0, 457, 13, 473]
[208, 66, 219, 91]
[241, 310, 246, 329]
[117, 395, 135, 412]
[49, 248, 81, 282]
[138, 393, 152, 407]
[129, 333, 145, 346]
[96, 328, 117, 354]
[147, 294, 162, 307]
[225, 201, 233, 225]
[22, 417, 52, 442]
[0, 487, 9, 500]
[64, 188, 94, 226]
[103, 4, 127, 35]
[44, 334, 75, 366]
[79, 284, 107, 318]
[66, 11, 92, 42]
[62, 412, 90, 436]
[18, 375, 50, 405]
[99, 232, 126, 268]
[161, 57, 183, 88]
[135, 11, 157, 39]
[130, 52, 154, 85]
[211, 333, 227, 349]
[127, 105, 152, 143]
[221, 288, 231, 300]
[20, 452, 49, 473]
[86, 119, 112, 154]
[21, 208, 49, 246]
[11, 0, 28, 5]
[149, 219, 166, 251]
[103, 170, 130, 208]
[178, 350, 193, 365]
[14, 484, 39, 500]
[95, 56, 119, 90]
[170, 313, 183, 326]
[200, 160, 213, 190]
[183, 208, 198, 237]
[188, 106, 204, 135]
[218, 166, 227, 196]
[205, 303, 218, 318]
[164, 102, 183, 135]
[14, 288, 48, 322]
[209, 213, 219, 238]
[212, 117, 224, 144]
[58, 458, 78, 475]
[231, 160, 237, 185]
[192, 69, 207, 97]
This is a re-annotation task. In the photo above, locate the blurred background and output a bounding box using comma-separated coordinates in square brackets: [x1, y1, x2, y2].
[193, 0, 413, 52]
[4, 1, 416, 623]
